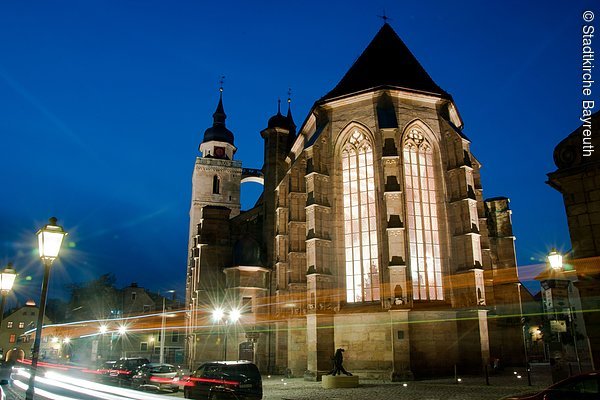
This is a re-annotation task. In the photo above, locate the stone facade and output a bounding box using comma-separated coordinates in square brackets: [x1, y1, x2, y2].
[547, 110, 600, 370]
[0, 301, 51, 362]
[185, 23, 524, 379]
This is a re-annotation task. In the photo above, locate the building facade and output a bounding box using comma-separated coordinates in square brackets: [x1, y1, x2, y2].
[547, 110, 600, 371]
[185, 23, 524, 379]
[0, 300, 51, 362]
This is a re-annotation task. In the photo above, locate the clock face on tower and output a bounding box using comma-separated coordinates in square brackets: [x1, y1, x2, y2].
[214, 146, 225, 159]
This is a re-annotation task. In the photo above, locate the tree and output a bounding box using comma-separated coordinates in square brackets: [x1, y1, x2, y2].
[66, 273, 119, 321]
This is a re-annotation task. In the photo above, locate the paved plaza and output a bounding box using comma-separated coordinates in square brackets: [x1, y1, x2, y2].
[1, 366, 557, 400]
[258, 371, 552, 400]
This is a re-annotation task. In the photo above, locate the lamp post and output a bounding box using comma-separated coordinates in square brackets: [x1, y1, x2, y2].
[159, 290, 175, 364]
[26, 217, 67, 400]
[541, 248, 580, 383]
[117, 325, 127, 357]
[516, 283, 532, 386]
[98, 325, 108, 363]
[0, 263, 17, 328]
[212, 307, 240, 360]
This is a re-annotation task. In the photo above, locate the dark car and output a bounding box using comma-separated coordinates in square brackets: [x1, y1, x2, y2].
[95, 360, 116, 382]
[183, 361, 262, 400]
[131, 363, 182, 392]
[504, 371, 600, 399]
[108, 357, 150, 386]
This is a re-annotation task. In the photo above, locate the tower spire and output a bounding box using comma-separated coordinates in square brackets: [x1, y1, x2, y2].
[213, 76, 226, 126]
[286, 88, 296, 134]
[201, 75, 234, 147]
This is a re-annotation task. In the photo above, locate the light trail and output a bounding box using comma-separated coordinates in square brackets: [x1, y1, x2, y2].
[13, 368, 178, 400]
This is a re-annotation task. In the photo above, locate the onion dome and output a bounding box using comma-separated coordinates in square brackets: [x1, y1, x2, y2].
[267, 99, 290, 130]
[202, 90, 235, 145]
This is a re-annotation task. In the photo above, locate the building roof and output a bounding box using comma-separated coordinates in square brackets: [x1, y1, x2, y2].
[320, 23, 449, 102]
[202, 91, 234, 146]
[551, 110, 600, 170]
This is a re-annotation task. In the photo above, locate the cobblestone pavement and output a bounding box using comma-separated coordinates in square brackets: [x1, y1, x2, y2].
[1, 369, 555, 400]
[260, 371, 553, 400]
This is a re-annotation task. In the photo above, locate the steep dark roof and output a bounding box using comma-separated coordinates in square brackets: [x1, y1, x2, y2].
[320, 23, 449, 102]
[202, 92, 235, 145]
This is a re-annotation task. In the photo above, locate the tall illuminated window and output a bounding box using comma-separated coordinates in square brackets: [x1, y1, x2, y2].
[342, 130, 380, 303]
[403, 129, 443, 301]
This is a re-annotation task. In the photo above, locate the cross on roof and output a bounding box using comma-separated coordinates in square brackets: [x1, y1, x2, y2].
[378, 10, 392, 24]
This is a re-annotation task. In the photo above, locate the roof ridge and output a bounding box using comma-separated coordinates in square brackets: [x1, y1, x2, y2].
[320, 23, 449, 101]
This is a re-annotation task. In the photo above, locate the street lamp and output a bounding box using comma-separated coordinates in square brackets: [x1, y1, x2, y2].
[160, 289, 175, 364]
[0, 263, 17, 327]
[26, 217, 67, 400]
[212, 307, 240, 360]
[516, 282, 532, 386]
[548, 249, 563, 270]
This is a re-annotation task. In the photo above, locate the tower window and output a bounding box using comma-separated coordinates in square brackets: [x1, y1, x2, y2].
[403, 128, 443, 301]
[213, 175, 221, 194]
[342, 130, 380, 303]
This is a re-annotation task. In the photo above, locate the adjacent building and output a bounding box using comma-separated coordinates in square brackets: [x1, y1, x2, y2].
[547, 110, 600, 372]
[0, 300, 51, 362]
[185, 23, 525, 379]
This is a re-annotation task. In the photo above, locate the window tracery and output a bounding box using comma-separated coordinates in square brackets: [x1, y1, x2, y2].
[342, 130, 380, 303]
[403, 128, 443, 300]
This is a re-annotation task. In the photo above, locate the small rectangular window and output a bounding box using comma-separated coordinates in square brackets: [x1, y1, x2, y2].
[242, 297, 252, 313]
[18, 322, 24, 329]
[131, 292, 137, 300]
[9, 334, 16, 343]
[140, 342, 148, 351]
[7, 322, 13, 328]
[171, 331, 179, 343]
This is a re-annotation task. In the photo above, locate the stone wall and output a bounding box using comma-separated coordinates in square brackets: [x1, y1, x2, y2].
[334, 312, 393, 378]
[409, 310, 459, 377]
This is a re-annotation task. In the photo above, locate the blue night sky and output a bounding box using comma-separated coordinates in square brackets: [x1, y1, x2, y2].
[0, 1, 597, 304]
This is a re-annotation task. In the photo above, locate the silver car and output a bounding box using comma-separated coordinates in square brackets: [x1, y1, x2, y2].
[131, 363, 182, 392]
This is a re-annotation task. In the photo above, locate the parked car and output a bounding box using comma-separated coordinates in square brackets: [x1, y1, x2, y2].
[0, 379, 7, 400]
[131, 363, 182, 392]
[107, 357, 150, 386]
[95, 360, 116, 382]
[504, 371, 600, 399]
[183, 361, 262, 400]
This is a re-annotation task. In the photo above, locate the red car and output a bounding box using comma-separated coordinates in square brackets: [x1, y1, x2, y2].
[504, 371, 599, 399]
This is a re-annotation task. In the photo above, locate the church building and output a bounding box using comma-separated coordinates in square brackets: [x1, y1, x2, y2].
[185, 23, 524, 379]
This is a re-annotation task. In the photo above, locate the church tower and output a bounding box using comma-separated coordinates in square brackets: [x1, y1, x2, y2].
[185, 89, 242, 365]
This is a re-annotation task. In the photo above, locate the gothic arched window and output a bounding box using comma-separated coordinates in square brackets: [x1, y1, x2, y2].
[342, 130, 380, 303]
[212, 175, 220, 194]
[403, 128, 444, 301]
